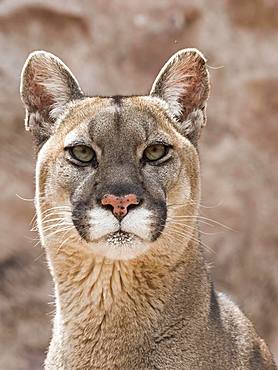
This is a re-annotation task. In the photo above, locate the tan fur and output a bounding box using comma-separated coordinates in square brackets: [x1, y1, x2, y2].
[20, 49, 276, 369]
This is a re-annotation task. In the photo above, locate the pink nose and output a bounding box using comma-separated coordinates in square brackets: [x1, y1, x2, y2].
[101, 194, 139, 220]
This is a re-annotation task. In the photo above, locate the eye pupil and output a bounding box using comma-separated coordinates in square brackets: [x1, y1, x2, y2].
[70, 145, 95, 164]
[144, 144, 168, 162]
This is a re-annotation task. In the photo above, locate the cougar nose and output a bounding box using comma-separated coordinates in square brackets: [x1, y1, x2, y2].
[101, 194, 140, 220]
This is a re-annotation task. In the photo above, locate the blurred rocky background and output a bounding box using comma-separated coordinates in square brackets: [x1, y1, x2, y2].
[0, 0, 277, 368]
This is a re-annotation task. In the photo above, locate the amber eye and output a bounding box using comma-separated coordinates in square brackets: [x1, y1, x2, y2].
[143, 144, 168, 162]
[69, 145, 95, 163]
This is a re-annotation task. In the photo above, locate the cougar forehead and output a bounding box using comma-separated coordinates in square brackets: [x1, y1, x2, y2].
[57, 95, 178, 145]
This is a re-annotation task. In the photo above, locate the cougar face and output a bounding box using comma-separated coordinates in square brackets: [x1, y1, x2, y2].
[21, 49, 209, 260]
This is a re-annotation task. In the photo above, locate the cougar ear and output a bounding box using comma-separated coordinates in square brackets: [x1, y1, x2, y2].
[150, 48, 209, 145]
[20, 51, 83, 147]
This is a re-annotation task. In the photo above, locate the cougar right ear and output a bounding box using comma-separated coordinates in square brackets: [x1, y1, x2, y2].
[20, 51, 83, 147]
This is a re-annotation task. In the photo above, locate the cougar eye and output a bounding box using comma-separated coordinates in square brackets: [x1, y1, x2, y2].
[69, 145, 95, 163]
[143, 144, 168, 162]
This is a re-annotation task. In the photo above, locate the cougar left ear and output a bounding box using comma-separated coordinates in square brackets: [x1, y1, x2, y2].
[20, 51, 83, 147]
[150, 48, 210, 145]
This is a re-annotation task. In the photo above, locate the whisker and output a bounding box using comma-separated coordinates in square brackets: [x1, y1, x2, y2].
[158, 230, 186, 246]
[39, 206, 72, 217]
[46, 226, 74, 239]
[167, 200, 222, 209]
[40, 217, 72, 225]
[158, 219, 215, 254]
[56, 231, 76, 254]
[41, 222, 72, 234]
[30, 213, 38, 227]
[40, 212, 72, 222]
[24, 235, 41, 242]
[31, 218, 69, 231]
[34, 251, 46, 263]
[16, 193, 34, 202]
[168, 215, 233, 231]
[166, 219, 220, 236]
[32, 239, 43, 248]
[165, 228, 214, 254]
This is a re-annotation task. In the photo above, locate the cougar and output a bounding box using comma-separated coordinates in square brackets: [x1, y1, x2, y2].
[20, 48, 276, 369]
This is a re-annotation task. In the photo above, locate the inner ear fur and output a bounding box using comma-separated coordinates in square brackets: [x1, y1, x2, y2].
[150, 48, 210, 145]
[20, 51, 83, 147]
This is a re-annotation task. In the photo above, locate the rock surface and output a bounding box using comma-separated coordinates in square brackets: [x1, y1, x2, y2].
[0, 0, 277, 368]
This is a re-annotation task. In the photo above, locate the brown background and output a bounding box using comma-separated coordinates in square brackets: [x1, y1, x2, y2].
[0, 0, 277, 369]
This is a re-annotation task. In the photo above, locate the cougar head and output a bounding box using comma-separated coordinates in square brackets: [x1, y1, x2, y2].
[21, 48, 209, 260]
